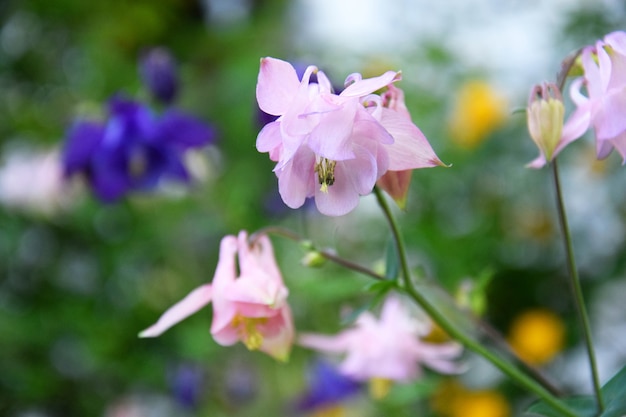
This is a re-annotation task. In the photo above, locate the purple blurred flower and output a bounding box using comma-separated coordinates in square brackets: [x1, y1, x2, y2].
[140, 47, 179, 105]
[294, 360, 362, 412]
[62, 95, 215, 201]
[170, 363, 204, 410]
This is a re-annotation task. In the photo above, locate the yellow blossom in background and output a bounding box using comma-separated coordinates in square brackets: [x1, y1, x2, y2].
[431, 380, 510, 417]
[312, 405, 346, 417]
[507, 309, 565, 365]
[448, 80, 508, 149]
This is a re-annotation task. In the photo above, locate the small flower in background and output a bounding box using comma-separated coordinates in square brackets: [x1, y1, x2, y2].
[169, 363, 205, 410]
[431, 380, 510, 417]
[298, 295, 463, 394]
[62, 95, 215, 202]
[139, 47, 179, 105]
[448, 80, 508, 149]
[525, 82, 589, 168]
[507, 308, 565, 366]
[293, 359, 362, 415]
[255, 57, 443, 216]
[0, 147, 75, 216]
[140, 231, 294, 362]
[569, 30, 626, 162]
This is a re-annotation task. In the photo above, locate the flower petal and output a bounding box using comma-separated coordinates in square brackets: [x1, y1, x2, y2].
[256, 57, 302, 116]
[341, 71, 400, 98]
[139, 284, 213, 337]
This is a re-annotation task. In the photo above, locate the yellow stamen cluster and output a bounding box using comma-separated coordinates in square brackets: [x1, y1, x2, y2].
[314, 157, 337, 193]
[231, 315, 268, 351]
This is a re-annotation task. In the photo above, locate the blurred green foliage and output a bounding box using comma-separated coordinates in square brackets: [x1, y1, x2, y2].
[1, 0, 626, 416]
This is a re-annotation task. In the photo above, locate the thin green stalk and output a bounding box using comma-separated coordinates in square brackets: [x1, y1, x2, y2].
[551, 159, 604, 412]
[373, 187, 578, 417]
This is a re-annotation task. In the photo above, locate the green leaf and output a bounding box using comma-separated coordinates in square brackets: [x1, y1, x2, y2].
[526, 396, 596, 417]
[526, 364, 626, 417]
[599, 364, 626, 417]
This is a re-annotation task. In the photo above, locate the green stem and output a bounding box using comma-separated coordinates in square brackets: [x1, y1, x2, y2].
[551, 159, 604, 413]
[373, 187, 577, 417]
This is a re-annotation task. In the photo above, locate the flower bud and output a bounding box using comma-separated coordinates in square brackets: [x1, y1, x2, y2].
[527, 83, 565, 163]
[301, 250, 326, 268]
[139, 47, 179, 105]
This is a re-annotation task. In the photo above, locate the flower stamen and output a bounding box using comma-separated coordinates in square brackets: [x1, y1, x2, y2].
[314, 157, 337, 193]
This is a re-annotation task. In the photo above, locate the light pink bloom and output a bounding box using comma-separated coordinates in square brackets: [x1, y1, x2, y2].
[298, 295, 463, 382]
[140, 231, 294, 361]
[256, 57, 443, 216]
[0, 148, 76, 216]
[567, 31, 626, 162]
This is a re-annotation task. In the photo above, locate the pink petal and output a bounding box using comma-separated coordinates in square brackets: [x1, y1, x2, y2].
[592, 88, 626, 140]
[314, 167, 361, 216]
[256, 120, 283, 154]
[259, 306, 294, 361]
[139, 284, 213, 337]
[277, 148, 316, 209]
[341, 71, 400, 98]
[298, 332, 352, 352]
[581, 47, 603, 99]
[308, 99, 358, 161]
[256, 57, 301, 116]
[605, 31, 626, 56]
[380, 109, 443, 170]
[526, 154, 548, 169]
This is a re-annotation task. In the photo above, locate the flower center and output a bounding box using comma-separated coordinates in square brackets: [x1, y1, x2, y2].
[231, 315, 267, 351]
[314, 157, 337, 193]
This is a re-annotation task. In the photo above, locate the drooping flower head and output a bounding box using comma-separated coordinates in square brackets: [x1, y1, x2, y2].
[140, 231, 294, 362]
[62, 96, 215, 201]
[256, 57, 443, 216]
[568, 31, 626, 162]
[298, 295, 463, 383]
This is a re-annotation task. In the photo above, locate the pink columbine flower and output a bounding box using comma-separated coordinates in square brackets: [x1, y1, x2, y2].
[298, 295, 463, 382]
[256, 57, 443, 216]
[567, 31, 626, 162]
[140, 231, 294, 361]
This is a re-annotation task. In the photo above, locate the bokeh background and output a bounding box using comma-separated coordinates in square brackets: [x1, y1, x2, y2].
[1, 0, 626, 416]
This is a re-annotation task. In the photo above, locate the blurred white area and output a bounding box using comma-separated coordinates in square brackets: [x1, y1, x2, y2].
[0, 148, 75, 216]
[290, 0, 616, 95]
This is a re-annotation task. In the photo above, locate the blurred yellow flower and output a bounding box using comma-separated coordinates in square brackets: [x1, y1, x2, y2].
[448, 80, 508, 149]
[508, 309, 565, 365]
[431, 380, 510, 417]
[312, 405, 346, 417]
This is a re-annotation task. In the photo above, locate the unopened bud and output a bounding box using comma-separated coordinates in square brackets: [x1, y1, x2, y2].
[301, 250, 326, 268]
[527, 83, 565, 163]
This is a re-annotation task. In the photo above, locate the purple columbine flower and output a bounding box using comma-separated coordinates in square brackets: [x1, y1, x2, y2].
[62, 95, 215, 202]
[294, 359, 362, 412]
[139, 47, 179, 105]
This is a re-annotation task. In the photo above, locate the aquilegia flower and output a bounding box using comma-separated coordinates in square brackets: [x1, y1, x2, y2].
[298, 295, 463, 382]
[62, 95, 215, 201]
[567, 30, 626, 162]
[255, 57, 443, 216]
[140, 231, 294, 362]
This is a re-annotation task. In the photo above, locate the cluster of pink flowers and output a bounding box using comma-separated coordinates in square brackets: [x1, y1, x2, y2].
[528, 31, 626, 167]
[141, 228, 462, 380]
[256, 57, 444, 216]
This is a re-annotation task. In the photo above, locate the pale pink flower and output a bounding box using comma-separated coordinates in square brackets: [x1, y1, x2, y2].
[298, 295, 463, 382]
[0, 148, 76, 215]
[256, 57, 443, 216]
[140, 231, 294, 361]
[567, 31, 626, 162]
